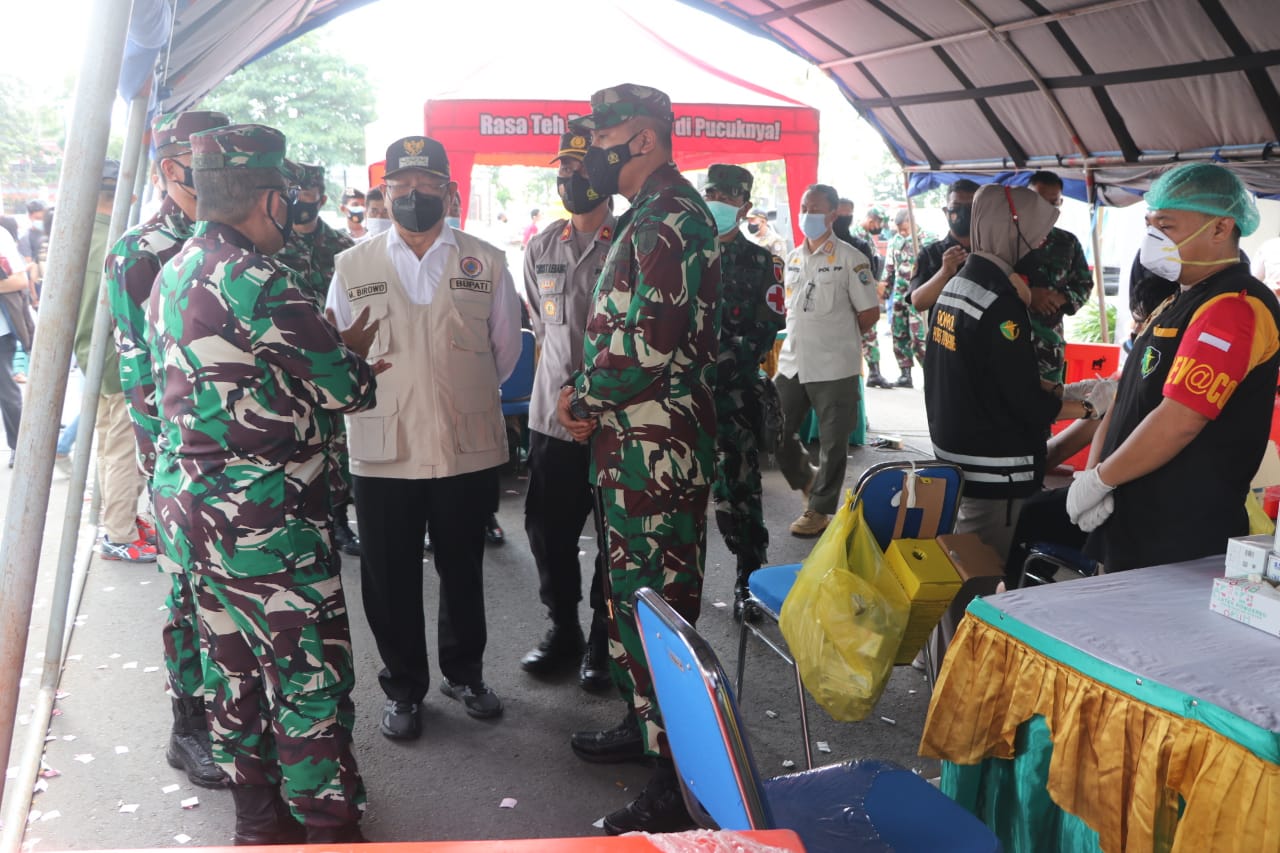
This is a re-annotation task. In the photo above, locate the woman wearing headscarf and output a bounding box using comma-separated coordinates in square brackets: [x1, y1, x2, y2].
[924, 183, 1100, 558]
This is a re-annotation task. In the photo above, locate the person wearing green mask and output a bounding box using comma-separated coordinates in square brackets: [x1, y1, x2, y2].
[703, 164, 786, 620]
[1069, 162, 1280, 572]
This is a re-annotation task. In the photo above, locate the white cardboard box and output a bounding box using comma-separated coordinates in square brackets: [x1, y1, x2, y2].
[1210, 577, 1280, 639]
[1224, 534, 1274, 578]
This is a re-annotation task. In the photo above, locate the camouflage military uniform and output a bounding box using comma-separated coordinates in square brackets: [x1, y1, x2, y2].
[713, 232, 785, 578]
[851, 224, 884, 369]
[149, 125, 376, 830]
[1017, 226, 1093, 382]
[106, 111, 228, 731]
[568, 155, 721, 759]
[886, 230, 930, 373]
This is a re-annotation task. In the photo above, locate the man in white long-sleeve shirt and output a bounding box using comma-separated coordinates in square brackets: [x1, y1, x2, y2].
[326, 136, 521, 740]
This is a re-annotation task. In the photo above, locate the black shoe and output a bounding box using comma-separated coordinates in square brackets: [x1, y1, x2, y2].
[895, 373, 914, 388]
[380, 699, 422, 740]
[484, 514, 505, 545]
[571, 711, 645, 763]
[521, 625, 585, 675]
[580, 618, 612, 692]
[602, 763, 696, 835]
[440, 679, 503, 719]
[866, 371, 894, 390]
[423, 531, 433, 554]
[231, 785, 305, 846]
[732, 582, 761, 624]
[166, 697, 229, 789]
[333, 517, 361, 557]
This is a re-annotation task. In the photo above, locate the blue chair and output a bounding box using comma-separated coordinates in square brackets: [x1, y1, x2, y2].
[500, 328, 536, 418]
[737, 460, 964, 768]
[636, 588, 1002, 853]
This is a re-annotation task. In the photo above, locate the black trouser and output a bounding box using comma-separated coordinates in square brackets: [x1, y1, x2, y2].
[1005, 487, 1086, 586]
[353, 467, 499, 703]
[0, 334, 22, 450]
[523, 430, 605, 626]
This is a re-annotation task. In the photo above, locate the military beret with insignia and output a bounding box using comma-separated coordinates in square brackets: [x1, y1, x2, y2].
[385, 136, 450, 180]
[578, 83, 674, 130]
[152, 110, 230, 153]
[190, 124, 288, 175]
[706, 164, 753, 199]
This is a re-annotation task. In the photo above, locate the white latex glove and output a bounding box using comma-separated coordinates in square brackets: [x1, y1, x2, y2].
[1062, 379, 1096, 402]
[1085, 379, 1119, 417]
[1075, 492, 1115, 532]
[1066, 467, 1115, 527]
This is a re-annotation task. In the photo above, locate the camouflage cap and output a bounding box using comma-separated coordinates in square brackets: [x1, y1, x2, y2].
[190, 124, 288, 175]
[551, 129, 590, 164]
[152, 110, 231, 152]
[865, 205, 887, 221]
[706, 164, 753, 199]
[282, 158, 303, 186]
[384, 136, 449, 179]
[577, 83, 674, 130]
[297, 163, 326, 191]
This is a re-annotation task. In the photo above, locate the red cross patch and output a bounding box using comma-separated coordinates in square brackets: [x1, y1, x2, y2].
[766, 283, 786, 315]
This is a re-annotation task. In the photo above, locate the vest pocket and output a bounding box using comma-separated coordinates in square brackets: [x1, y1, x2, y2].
[455, 410, 504, 454]
[354, 298, 391, 358]
[348, 392, 400, 463]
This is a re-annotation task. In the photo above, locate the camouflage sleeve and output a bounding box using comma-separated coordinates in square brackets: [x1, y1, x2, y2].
[105, 243, 161, 475]
[250, 267, 378, 413]
[573, 211, 697, 413]
[1061, 235, 1094, 315]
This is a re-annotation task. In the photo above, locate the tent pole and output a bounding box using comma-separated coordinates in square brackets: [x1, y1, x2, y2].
[1086, 166, 1110, 343]
[0, 0, 135, 811]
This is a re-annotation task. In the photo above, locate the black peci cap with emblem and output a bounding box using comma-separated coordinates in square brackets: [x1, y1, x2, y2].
[384, 136, 450, 180]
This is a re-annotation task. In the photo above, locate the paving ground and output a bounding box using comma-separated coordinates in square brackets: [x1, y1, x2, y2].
[2, 352, 938, 850]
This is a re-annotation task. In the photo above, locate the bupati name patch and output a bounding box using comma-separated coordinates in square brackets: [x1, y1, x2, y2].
[450, 278, 492, 294]
[349, 282, 387, 300]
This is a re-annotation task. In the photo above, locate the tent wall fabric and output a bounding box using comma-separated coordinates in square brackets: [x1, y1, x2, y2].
[417, 99, 819, 236]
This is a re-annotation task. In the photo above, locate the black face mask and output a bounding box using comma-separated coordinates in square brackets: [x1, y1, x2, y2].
[166, 158, 196, 195]
[747, 222, 761, 235]
[391, 190, 444, 233]
[292, 198, 321, 226]
[267, 190, 294, 245]
[558, 173, 606, 215]
[583, 132, 641, 198]
[947, 204, 972, 239]
[348, 210, 365, 224]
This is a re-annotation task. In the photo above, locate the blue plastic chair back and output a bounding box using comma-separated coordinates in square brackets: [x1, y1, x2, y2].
[634, 589, 772, 831]
[500, 328, 536, 417]
[854, 461, 964, 551]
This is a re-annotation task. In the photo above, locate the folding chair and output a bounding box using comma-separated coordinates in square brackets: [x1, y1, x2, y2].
[499, 328, 536, 471]
[736, 460, 964, 767]
[636, 588, 1001, 853]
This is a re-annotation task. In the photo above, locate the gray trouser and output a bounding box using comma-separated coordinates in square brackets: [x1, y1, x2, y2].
[0, 334, 22, 450]
[955, 496, 1025, 564]
[773, 372, 860, 516]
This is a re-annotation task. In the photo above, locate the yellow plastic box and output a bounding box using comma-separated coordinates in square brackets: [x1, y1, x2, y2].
[884, 539, 962, 664]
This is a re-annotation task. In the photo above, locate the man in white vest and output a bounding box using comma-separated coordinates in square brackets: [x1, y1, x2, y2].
[326, 136, 522, 740]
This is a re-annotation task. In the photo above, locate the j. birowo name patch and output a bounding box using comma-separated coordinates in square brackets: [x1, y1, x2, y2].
[348, 282, 388, 300]
[450, 278, 492, 294]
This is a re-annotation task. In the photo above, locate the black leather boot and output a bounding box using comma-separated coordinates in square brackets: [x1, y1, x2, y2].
[333, 503, 361, 556]
[166, 696, 228, 789]
[602, 759, 697, 835]
[231, 785, 305, 846]
[579, 614, 612, 692]
[571, 709, 645, 763]
[521, 623, 585, 675]
[866, 363, 894, 389]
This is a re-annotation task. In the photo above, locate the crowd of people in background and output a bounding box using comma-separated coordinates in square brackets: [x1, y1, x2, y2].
[2, 76, 1278, 846]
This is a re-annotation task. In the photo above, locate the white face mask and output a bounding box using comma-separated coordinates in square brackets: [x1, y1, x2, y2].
[365, 217, 393, 236]
[1139, 217, 1235, 282]
[800, 212, 829, 241]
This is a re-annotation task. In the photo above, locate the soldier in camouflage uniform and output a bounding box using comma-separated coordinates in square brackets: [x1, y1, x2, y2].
[273, 163, 362, 554]
[148, 124, 383, 845]
[560, 84, 721, 835]
[104, 109, 230, 790]
[886, 208, 931, 387]
[1019, 171, 1094, 383]
[837, 200, 891, 388]
[702, 164, 786, 622]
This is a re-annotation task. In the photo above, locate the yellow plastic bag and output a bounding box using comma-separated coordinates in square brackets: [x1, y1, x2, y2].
[778, 492, 910, 722]
[1246, 490, 1276, 536]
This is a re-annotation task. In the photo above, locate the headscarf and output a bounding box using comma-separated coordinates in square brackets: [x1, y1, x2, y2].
[969, 184, 1059, 275]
